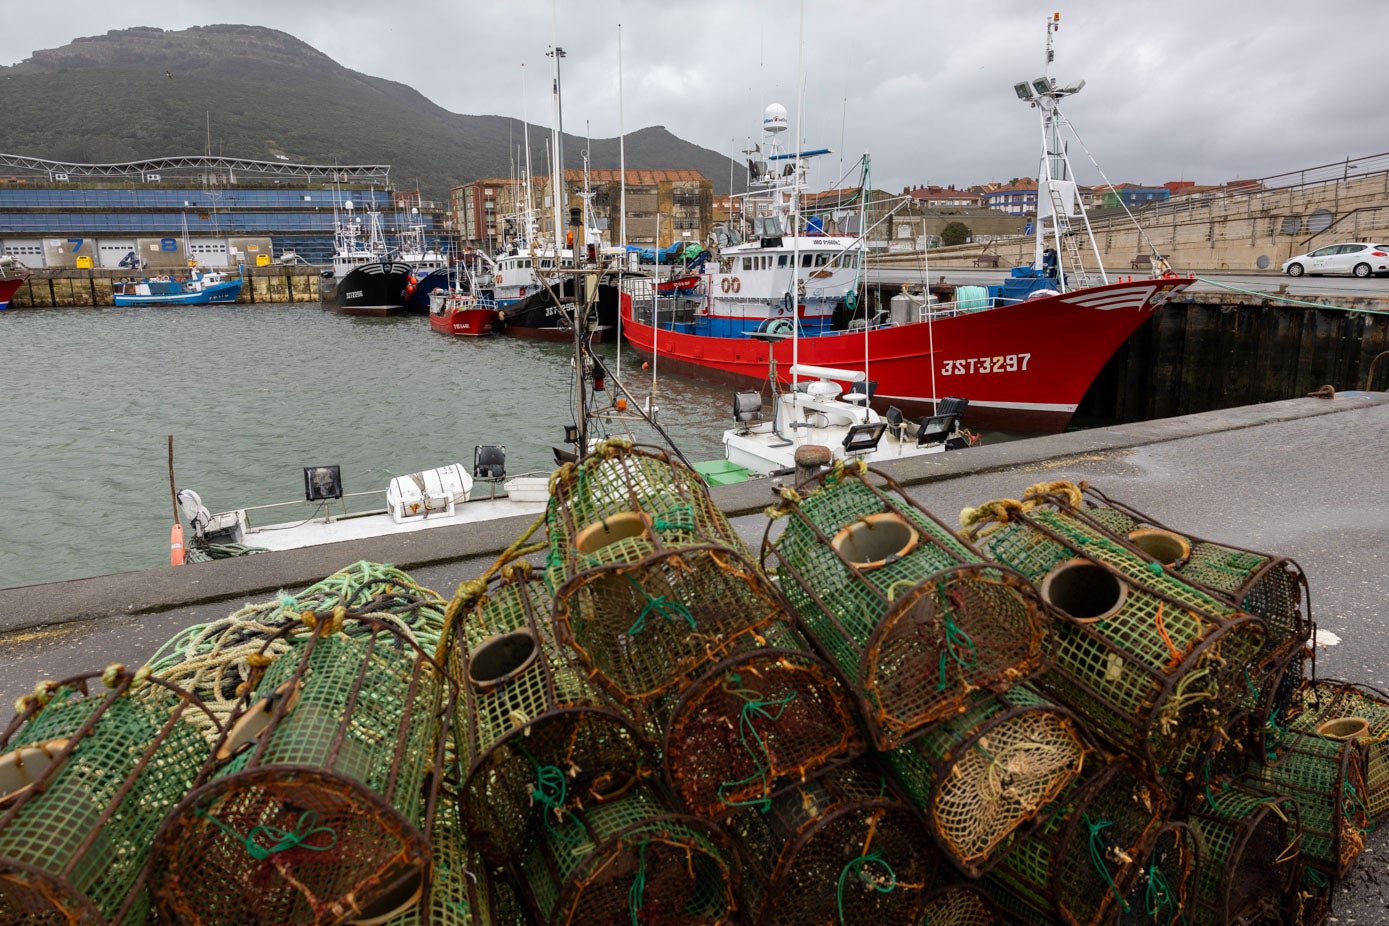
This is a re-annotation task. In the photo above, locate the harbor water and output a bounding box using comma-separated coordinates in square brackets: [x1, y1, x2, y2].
[0, 303, 1022, 589]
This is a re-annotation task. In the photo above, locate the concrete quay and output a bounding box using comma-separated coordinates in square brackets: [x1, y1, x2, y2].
[2, 393, 1387, 920]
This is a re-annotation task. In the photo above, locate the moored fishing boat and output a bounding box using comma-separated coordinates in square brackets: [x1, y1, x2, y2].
[112, 265, 244, 307]
[0, 255, 32, 310]
[620, 27, 1193, 434]
[319, 199, 412, 316]
[428, 286, 501, 337]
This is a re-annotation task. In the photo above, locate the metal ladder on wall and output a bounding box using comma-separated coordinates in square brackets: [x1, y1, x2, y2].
[1047, 185, 1093, 288]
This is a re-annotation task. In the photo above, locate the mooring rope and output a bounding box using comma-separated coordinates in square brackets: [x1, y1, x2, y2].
[1195, 277, 1389, 317]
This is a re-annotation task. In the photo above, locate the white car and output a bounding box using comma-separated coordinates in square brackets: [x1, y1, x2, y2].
[1282, 242, 1389, 278]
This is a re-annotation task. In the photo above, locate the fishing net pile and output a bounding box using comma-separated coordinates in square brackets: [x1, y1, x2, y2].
[1, 443, 1383, 926]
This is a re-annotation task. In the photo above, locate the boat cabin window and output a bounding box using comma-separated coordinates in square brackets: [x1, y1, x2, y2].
[816, 255, 829, 266]
[742, 257, 752, 271]
[801, 254, 814, 267]
[540, 259, 553, 268]
[778, 255, 788, 267]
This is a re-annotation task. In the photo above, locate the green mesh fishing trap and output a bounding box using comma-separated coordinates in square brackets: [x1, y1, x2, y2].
[915, 884, 1002, 926]
[446, 563, 653, 867]
[980, 759, 1166, 926]
[962, 490, 1267, 784]
[152, 611, 451, 925]
[546, 441, 784, 712]
[881, 684, 1089, 878]
[1288, 679, 1389, 820]
[1247, 728, 1370, 881]
[1115, 821, 1198, 926]
[763, 461, 1048, 751]
[147, 561, 449, 741]
[1077, 485, 1313, 746]
[723, 759, 933, 926]
[1186, 782, 1301, 926]
[0, 667, 214, 925]
[511, 783, 739, 926]
[659, 619, 867, 820]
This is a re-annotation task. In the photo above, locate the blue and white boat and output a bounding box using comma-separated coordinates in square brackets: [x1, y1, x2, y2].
[112, 266, 244, 307]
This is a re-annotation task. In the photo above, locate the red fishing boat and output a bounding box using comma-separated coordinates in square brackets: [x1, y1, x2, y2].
[620, 15, 1190, 434]
[428, 288, 500, 337]
[0, 256, 32, 311]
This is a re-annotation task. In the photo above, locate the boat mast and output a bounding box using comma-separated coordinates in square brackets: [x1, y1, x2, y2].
[790, 2, 805, 394]
[547, 42, 567, 259]
[617, 22, 626, 378]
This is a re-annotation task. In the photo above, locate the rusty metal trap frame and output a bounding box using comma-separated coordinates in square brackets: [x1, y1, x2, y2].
[962, 490, 1269, 784]
[0, 667, 217, 925]
[1186, 781, 1302, 926]
[980, 758, 1167, 926]
[721, 758, 934, 926]
[445, 563, 655, 868]
[915, 884, 1003, 926]
[880, 684, 1090, 879]
[1246, 727, 1370, 882]
[657, 617, 868, 821]
[151, 610, 453, 926]
[762, 461, 1049, 751]
[1287, 679, 1389, 821]
[1115, 821, 1198, 926]
[509, 782, 741, 926]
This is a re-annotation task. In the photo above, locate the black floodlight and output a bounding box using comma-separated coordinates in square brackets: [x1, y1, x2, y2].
[1014, 81, 1035, 101]
[475, 444, 507, 479]
[842, 421, 886, 454]
[303, 465, 343, 502]
[918, 414, 958, 447]
[563, 424, 580, 444]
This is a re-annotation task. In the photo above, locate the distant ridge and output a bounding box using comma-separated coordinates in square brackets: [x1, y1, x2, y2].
[0, 25, 745, 201]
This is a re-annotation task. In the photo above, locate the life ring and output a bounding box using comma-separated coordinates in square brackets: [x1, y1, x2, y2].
[496, 273, 503, 284]
[731, 277, 741, 293]
[721, 277, 731, 293]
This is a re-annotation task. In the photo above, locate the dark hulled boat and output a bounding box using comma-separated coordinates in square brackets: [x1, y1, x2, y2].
[319, 260, 413, 316]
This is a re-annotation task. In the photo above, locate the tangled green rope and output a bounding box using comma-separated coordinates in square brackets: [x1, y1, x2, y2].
[1082, 813, 1130, 912]
[628, 840, 649, 926]
[716, 678, 797, 810]
[199, 808, 337, 861]
[837, 852, 897, 925]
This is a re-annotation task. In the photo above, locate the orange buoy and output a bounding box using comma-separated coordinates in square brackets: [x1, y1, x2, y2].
[642, 361, 650, 370]
[170, 522, 185, 566]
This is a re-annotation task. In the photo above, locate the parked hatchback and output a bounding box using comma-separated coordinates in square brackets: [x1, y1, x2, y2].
[1282, 242, 1389, 277]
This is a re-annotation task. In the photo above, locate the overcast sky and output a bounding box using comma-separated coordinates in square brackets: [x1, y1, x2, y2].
[3, 0, 1385, 194]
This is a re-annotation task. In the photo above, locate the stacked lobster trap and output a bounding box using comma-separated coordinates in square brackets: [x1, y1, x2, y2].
[4, 443, 1389, 926]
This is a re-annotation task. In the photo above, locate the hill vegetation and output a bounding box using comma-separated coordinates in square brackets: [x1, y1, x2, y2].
[0, 25, 745, 201]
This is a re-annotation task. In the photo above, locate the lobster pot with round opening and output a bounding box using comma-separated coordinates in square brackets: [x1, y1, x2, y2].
[547, 442, 784, 712]
[978, 758, 1166, 926]
[764, 462, 1049, 751]
[917, 884, 1004, 926]
[512, 783, 740, 926]
[446, 565, 652, 866]
[962, 491, 1268, 785]
[1246, 728, 1370, 881]
[0, 669, 213, 925]
[1186, 782, 1302, 926]
[1287, 679, 1389, 821]
[722, 759, 934, 926]
[659, 618, 867, 820]
[151, 613, 451, 926]
[881, 685, 1090, 878]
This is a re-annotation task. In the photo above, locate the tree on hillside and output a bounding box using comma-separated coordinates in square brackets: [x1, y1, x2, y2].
[941, 221, 971, 246]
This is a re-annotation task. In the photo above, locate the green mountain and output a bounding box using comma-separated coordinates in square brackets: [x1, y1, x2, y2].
[0, 24, 745, 201]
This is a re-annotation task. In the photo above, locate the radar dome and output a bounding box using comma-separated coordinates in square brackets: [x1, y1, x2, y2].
[762, 103, 788, 134]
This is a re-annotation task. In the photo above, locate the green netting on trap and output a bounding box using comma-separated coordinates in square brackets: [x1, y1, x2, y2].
[766, 463, 1048, 750]
[0, 669, 212, 925]
[515, 784, 738, 926]
[916, 884, 1002, 926]
[1116, 822, 1198, 926]
[965, 502, 1267, 783]
[1288, 680, 1389, 821]
[553, 541, 786, 713]
[447, 565, 653, 867]
[146, 561, 448, 741]
[659, 619, 866, 820]
[882, 685, 1088, 878]
[152, 614, 449, 926]
[980, 759, 1165, 926]
[545, 439, 747, 579]
[377, 788, 497, 926]
[724, 760, 933, 926]
[1187, 782, 1301, 926]
[1247, 729, 1370, 880]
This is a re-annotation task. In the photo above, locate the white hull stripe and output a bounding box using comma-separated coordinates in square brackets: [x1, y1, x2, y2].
[874, 392, 1076, 413]
[1063, 288, 1155, 310]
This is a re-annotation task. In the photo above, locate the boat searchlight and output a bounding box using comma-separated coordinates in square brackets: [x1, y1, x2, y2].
[303, 465, 344, 502]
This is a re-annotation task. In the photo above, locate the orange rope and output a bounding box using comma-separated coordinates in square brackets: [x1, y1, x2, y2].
[1154, 602, 1183, 669]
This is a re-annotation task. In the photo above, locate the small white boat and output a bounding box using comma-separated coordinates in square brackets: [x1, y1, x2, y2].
[177, 451, 550, 557]
[721, 364, 974, 477]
